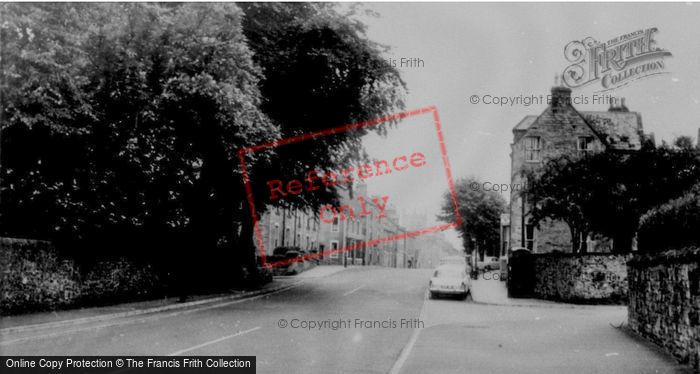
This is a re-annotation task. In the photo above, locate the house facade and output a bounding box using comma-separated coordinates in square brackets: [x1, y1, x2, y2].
[255, 183, 409, 267]
[506, 83, 646, 253]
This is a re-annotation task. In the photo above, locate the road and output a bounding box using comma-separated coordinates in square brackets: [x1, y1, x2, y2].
[0, 267, 687, 373]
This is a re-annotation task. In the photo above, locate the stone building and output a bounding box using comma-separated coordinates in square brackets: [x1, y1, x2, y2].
[256, 207, 320, 256]
[506, 83, 646, 253]
[255, 183, 408, 267]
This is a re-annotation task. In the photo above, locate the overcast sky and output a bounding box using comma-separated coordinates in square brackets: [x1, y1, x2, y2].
[354, 3, 700, 250]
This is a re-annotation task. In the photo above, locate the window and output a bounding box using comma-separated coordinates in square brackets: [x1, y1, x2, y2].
[331, 217, 339, 232]
[329, 241, 339, 258]
[525, 136, 541, 162]
[577, 136, 594, 155]
[285, 227, 291, 246]
[525, 224, 535, 250]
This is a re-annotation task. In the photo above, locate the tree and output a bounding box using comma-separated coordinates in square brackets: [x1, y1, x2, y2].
[524, 139, 700, 253]
[1, 3, 278, 270]
[638, 183, 700, 252]
[236, 3, 405, 261]
[1, 3, 406, 282]
[438, 177, 506, 258]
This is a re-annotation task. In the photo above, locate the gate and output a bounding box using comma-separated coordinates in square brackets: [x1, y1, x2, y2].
[507, 247, 534, 298]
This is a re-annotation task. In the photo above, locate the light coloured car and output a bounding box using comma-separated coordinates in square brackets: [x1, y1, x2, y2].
[484, 256, 500, 271]
[477, 256, 501, 271]
[429, 265, 470, 300]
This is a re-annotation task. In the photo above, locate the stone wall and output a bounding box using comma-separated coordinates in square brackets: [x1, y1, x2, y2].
[0, 237, 162, 315]
[627, 248, 699, 371]
[533, 252, 629, 303]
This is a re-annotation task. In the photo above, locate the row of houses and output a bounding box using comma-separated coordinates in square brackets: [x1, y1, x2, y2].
[255, 183, 415, 267]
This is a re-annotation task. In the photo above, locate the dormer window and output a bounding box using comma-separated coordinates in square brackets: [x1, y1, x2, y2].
[577, 136, 594, 155]
[525, 136, 541, 162]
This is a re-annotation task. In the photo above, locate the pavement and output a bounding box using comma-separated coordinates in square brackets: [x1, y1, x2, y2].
[469, 270, 586, 308]
[0, 265, 346, 333]
[0, 266, 690, 373]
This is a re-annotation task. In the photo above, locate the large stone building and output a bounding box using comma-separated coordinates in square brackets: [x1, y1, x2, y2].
[506, 83, 646, 253]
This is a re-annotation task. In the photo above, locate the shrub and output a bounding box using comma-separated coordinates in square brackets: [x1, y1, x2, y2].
[638, 185, 700, 253]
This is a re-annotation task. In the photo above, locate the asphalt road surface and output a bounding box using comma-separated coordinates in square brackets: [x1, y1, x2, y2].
[0, 267, 687, 373]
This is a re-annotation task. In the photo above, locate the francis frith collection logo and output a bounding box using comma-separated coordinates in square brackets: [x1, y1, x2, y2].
[562, 28, 672, 92]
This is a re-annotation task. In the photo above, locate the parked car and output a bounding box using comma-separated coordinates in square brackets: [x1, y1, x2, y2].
[484, 256, 500, 270]
[273, 246, 303, 259]
[429, 265, 470, 300]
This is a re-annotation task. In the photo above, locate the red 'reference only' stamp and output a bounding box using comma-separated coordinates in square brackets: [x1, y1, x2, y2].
[238, 106, 462, 268]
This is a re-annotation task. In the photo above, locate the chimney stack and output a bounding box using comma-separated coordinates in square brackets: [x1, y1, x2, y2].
[551, 75, 571, 109]
[608, 97, 629, 112]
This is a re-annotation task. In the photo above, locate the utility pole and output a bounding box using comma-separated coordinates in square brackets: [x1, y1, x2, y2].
[280, 208, 286, 247]
[342, 219, 347, 268]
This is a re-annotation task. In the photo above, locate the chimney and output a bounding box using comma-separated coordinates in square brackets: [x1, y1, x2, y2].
[620, 98, 629, 112]
[608, 97, 629, 112]
[550, 75, 572, 109]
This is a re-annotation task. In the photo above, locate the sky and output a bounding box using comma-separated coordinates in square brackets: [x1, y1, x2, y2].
[353, 3, 700, 250]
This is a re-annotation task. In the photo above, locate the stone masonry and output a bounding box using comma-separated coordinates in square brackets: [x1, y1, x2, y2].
[628, 248, 700, 370]
[533, 252, 629, 303]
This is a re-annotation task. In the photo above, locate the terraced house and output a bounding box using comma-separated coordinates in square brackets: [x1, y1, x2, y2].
[255, 183, 409, 267]
[505, 82, 648, 253]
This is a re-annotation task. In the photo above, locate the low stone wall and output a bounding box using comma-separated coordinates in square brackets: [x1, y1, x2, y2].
[533, 252, 629, 303]
[0, 237, 162, 315]
[627, 248, 699, 371]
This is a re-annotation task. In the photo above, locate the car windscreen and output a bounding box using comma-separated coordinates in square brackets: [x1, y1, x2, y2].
[434, 269, 464, 278]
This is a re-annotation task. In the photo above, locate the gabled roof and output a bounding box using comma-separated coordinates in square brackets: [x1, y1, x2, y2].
[580, 111, 643, 150]
[514, 115, 538, 131]
[513, 107, 644, 150]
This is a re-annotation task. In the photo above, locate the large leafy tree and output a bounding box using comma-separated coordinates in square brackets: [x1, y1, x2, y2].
[1, 4, 278, 265]
[524, 139, 700, 253]
[237, 3, 405, 255]
[438, 177, 506, 258]
[1, 3, 405, 277]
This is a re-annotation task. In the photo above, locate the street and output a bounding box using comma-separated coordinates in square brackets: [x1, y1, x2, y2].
[0, 267, 686, 374]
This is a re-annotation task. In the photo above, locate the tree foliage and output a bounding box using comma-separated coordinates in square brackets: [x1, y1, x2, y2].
[524, 139, 700, 253]
[1, 3, 277, 259]
[239, 3, 405, 213]
[638, 183, 700, 252]
[0, 3, 406, 275]
[438, 177, 506, 257]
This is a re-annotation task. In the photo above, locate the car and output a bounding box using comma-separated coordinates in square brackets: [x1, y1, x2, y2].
[484, 256, 500, 271]
[476, 256, 501, 271]
[429, 265, 470, 300]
